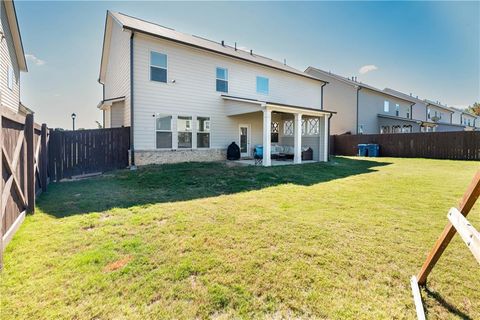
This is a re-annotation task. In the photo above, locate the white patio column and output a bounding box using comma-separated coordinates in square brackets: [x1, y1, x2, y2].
[294, 113, 302, 164]
[262, 109, 272, 166]
[322, 115, 329, 162]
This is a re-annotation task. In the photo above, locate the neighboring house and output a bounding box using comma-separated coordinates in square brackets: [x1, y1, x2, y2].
[460, 111, 477, 130]
[384, 89, 465, 132]
[0, 0, 28, 114]
[305, 67, 417, 135]
[98, 11, 334, 166]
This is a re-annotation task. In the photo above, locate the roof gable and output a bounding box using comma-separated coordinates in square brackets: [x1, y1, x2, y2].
[4, 0, 27, 72]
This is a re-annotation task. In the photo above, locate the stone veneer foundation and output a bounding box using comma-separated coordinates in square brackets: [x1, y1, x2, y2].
[134, 148, 227, 166]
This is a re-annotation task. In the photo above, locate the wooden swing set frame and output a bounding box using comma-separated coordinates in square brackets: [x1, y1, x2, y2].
[411, 170, 480, 319]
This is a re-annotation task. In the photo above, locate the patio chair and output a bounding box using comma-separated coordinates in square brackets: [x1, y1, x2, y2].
[253, 145, 263, 165]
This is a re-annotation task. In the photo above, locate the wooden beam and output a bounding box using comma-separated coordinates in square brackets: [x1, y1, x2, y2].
[2, 146, 27, 207]
[417, 170, 480, 285]
[447, 207, 480, 264]
[25, 114, 35, 214]
[410, 276, 426, 320]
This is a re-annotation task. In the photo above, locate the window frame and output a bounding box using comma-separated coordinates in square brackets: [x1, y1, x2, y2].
[155, 114, 173, 149]
[150, 51, 168, 83]
[271, 121, 279, 143]
[256, 76, 269, 94]
[395, 104, 400, 117]
[384, 100, 390, 113]
[216, 67, 228, 93]
[196, 116, 211, 149]
[177, 115, 193, 149]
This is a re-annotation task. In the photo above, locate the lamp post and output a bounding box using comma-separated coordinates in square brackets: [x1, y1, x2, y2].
[71, 113, 76, 131]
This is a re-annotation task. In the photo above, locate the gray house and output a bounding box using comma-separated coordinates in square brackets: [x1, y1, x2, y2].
[305, 67, 418, 135]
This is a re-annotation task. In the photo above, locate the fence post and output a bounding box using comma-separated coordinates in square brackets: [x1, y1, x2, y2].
[41, 124, 48, 192]
[0, 110, 3, 269]
[25, 114, 35, 214]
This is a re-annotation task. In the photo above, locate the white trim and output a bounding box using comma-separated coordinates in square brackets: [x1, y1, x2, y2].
[239, 124, 251, 158]
[2, 210, 26, 251]
[216, 67, 228, 93]
[177, 115, 193, 149]
[262, 110, 272, 166]
[196, 116, 211, 149]
[323, 115, 329, 162]
[150, 51, 168, 83]
[410, 276, 426, 320]
[155, 114, 173, 150]
[294, 113, 302, 164]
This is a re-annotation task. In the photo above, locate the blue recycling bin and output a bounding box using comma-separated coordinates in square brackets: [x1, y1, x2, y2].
[358, 144, 368, 157]
[367, 144, 380, 157]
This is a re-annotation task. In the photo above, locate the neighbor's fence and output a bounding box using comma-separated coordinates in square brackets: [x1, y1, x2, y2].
[333, 131, 480, 160]
[1, 107, 49, 268]
[48, 127, 130, 181]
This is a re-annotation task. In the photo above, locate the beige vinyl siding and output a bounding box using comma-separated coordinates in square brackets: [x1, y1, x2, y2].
[132, 32, 323, 150]
[104, 21, 131, 127]
[0, 1, 20, 113]
[412, 102, 427, 121]
[306, 71, 357, 135]
[110, 101, 125, 127]
[104, 107, 111, 128]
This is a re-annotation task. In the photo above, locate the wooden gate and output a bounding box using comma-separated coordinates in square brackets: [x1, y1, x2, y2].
[48, 127, 130, 181]
[1, 107, 48, 267]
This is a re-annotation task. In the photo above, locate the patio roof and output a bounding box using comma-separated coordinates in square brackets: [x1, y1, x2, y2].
[221, 94, 336, 117]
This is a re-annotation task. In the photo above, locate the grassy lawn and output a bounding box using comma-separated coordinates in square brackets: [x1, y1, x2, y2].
[1, 157, 479, 319]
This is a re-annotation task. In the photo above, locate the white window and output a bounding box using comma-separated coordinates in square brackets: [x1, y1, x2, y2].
[216, 67, 228, 93]
[307, 118, 320, 135]
[402, 125, 412, 133]
[156, 114, 172, 149]
[7, 66, 13, 90]
[197, 117, 210, 148]
[427, 108, 431, 119]
[177, 116, 193, 148]
[271, 121, 279, 143]
[406, 110, 410, 119]
[150, 51, 167, 83]
[395, 104, 399, 116]
[283, 120, 293, 136]
[359, 125, 365, 134]
[380, 126, 390, 134]
[256, 76, 269, 94]
[384, 101, 390, 113]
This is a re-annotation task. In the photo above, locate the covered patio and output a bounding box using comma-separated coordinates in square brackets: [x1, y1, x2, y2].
[222, 95, 335, 167]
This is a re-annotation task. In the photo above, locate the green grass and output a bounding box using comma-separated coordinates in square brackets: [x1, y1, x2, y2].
[1, 157, 479, 319]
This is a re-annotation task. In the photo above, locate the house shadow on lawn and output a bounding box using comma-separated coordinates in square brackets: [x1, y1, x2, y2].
[37, 156, 391, 218]
[425, 288, 473, 320]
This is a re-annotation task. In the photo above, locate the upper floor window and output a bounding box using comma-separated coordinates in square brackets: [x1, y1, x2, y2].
[150, 51, 167, 83]
[256, 76, 269, 94]
[216, 67, 228, 93]
[384, 101, 389, 113]
[395, 104, 399, 116]
[7, 66, 13, 90]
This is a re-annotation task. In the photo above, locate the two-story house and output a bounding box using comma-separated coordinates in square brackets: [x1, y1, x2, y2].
[384, 89, 465, 132]
[1, 0, 28, 115]
[459, 111, 477, 130]
[305, 67, 418, 135]
[98, 12, 334, 166]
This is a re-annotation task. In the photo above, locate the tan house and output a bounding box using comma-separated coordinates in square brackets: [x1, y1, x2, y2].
[98, 12, 335, 166]
[0, 0, 28, 115]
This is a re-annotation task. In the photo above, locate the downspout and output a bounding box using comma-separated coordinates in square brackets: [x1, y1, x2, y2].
[129, 32, 136, 168]
[320, 82, 327, 110]
[356, 86, 362, 134]
[410, 103, 414, 119]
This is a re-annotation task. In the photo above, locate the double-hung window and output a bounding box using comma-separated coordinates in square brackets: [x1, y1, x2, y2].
[256, 76, 269, 94]
[216, 68, 228, 93]
[156, 115, 172, 149]
[384, 101, 390, 113]
[197, 117, 210, 148]
[177, 116, 193, 148]
[395, 104, 399, 116]
[150, 51, 167, 83]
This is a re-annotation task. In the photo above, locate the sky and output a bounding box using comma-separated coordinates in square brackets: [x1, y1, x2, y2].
[15, 1, 480, 129]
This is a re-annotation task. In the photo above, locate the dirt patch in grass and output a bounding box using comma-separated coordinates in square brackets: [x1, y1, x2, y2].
[103, 255, 133, 272]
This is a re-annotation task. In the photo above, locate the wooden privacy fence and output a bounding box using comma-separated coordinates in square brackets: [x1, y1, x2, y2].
[333, 131, 480, 160]
[48, 127, 130, 181]
[1, 107, 48, 268]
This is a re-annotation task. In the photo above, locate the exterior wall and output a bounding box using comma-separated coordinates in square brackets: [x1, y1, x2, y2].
[132, 32, 323, 151]
[460, 114, 476, 128]
[426, 105, 452, 124]
[411, 102, 427, 122]
[435, 123, 465, 132]
[358, 88, 413, 134]
[104, 107, 111, 128]
[0, 1, 20, 113]
[305, 70, 357, 135]
[104, 21, 131, 127]
[110, 101, 125, 128]
[378, 117, 421, 133]
[451, 110, 462, 125]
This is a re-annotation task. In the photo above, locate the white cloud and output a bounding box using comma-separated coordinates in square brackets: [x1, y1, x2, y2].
[358, 64, 378, 75]
[26, 54, 46, 66]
